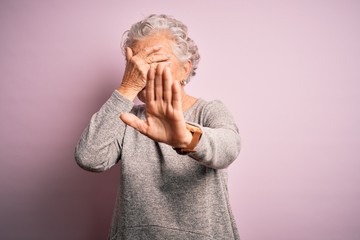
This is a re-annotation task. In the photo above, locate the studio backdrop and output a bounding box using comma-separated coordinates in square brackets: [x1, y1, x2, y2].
[1, 0, 359, 239]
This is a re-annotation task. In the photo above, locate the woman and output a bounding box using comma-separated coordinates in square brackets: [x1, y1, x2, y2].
[75, 14, 241, 240]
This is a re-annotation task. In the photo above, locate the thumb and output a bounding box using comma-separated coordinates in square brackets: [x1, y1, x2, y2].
[125, 47, 133, 61]
[120, 113, 148, 134]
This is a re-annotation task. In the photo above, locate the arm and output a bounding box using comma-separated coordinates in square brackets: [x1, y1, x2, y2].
[74, 91, 134, 172]
[120, 62, 241, 169]
[188, 101, 241, 169]
[75, 45, 170, 172]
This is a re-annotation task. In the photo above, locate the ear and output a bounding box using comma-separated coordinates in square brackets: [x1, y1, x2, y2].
[182, 60, 192, 79]
[125, 47, 133, 61]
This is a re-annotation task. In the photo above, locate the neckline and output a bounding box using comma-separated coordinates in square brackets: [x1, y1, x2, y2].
[184, 98, 202, 117]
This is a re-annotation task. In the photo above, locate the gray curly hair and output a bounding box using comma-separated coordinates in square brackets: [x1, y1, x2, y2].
[122, 14, 200, 81]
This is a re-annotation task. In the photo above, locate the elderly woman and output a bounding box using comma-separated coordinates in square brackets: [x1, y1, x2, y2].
[75, 14, 241, 240]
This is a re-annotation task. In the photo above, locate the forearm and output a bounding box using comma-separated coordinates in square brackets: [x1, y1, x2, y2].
[75, 90, 134, 172]
[181, 100, 241, 169]
[189, 125, 241, 169]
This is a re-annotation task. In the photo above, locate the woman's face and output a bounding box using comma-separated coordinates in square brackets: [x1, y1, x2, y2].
[130, 31, 191, 102]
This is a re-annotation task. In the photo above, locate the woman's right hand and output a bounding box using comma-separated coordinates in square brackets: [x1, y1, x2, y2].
[117, 45, 170, 101]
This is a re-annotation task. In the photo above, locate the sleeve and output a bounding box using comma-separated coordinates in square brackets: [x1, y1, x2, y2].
[74, 90, 134, 172]
[188, 100, 241, 169]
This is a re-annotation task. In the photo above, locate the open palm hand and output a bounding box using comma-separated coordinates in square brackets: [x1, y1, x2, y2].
[120, 62, 192, 148]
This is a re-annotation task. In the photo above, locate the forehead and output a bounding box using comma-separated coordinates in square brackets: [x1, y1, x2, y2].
[131, 31, 174, 54]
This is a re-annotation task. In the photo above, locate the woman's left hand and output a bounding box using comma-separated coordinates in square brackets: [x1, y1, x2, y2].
[120, 62, 192, 148]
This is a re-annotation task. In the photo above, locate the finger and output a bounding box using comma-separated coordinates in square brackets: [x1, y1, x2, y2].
[120, 113, 148, 134]
[137, 44, 162, 59]
[146, 66, 155, 103]
[155, 63, 166, 101]
[163, 63, 172, 104]
[146, 53, 171, 64]
[172, 80, 183, 111]
[125, 47, 133, 61]
[150, 62, 158, 70]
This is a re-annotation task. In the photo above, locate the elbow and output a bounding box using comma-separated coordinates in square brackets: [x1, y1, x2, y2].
[74, 146, 108, 173]
[233, 133, 241, 159]
[216, 133, 241, 169]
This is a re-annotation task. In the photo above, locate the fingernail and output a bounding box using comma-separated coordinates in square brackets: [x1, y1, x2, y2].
[167, 62, 172, 67]
[155, 44, 162, 49]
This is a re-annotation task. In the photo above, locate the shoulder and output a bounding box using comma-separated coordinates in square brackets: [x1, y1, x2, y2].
[195, 98, 231, 115]
[190, 99, 235, 127]
[201, 99, 228, 110]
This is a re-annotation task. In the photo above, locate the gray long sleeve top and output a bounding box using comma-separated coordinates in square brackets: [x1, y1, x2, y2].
[75, 90, 241, 240]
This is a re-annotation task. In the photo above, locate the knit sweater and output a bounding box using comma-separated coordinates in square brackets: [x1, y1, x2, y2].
[75, 90, 241, 240]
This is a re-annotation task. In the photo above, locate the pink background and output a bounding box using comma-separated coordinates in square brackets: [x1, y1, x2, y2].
[1, 0, 359, 239]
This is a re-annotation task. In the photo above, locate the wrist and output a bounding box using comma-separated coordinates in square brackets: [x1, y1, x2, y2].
[117, 85, 140, 101]
[174, 123, 202, 154]
[174, 129, 193, 149]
